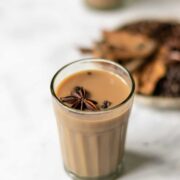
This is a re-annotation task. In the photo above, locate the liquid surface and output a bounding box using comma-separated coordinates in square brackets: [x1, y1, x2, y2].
[56, 70, 130, 108]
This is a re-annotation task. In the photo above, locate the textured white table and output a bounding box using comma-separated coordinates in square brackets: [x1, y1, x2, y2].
[0, 0, 180, 180]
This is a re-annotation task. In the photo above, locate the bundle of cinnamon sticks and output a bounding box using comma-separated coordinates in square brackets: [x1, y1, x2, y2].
[80, 20, 180, 97]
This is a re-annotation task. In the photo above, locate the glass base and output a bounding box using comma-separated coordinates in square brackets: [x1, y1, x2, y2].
[84, 1, 124, 11]
[65, 163, 123, 180]
[84, 0, 134, 10]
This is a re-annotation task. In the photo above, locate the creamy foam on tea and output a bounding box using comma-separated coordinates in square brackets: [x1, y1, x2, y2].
[56, 70, 130, 110]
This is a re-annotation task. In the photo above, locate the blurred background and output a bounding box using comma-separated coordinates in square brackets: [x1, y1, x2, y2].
[0, 0, 180, 180]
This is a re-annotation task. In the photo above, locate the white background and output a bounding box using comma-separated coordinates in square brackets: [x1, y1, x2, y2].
[0, 0, 180, 179]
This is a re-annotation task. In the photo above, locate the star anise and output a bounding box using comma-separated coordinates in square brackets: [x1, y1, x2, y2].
[101, 100, 111, 109]
[60, 86, 99, 111]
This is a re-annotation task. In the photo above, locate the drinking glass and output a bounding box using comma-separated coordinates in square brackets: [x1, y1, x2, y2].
[50, 59, 135, 180]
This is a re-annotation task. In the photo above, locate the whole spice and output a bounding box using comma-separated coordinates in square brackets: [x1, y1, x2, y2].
[60, 86, 99, 111]
[80, 20, 180, 97]
[101, 100, 111, 109]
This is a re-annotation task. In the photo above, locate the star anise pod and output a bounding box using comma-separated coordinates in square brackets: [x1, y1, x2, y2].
[101, 100, 111, 109]
[60, 86, 99, 111]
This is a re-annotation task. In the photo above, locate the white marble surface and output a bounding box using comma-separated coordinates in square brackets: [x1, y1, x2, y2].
[0, 0, 180, 179]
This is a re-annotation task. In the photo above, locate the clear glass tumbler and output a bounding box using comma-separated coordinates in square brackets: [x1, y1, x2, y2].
[50, 59, 135, 180]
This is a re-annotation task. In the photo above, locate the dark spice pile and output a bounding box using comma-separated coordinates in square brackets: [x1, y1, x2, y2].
[80, 20, 180, 97]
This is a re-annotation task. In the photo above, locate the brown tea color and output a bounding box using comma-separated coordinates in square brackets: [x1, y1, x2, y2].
[53, 69, 133, 178]
[56, 70, 130, 110]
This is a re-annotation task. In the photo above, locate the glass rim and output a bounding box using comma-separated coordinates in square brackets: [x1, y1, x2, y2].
[50, 58, 135, 115]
